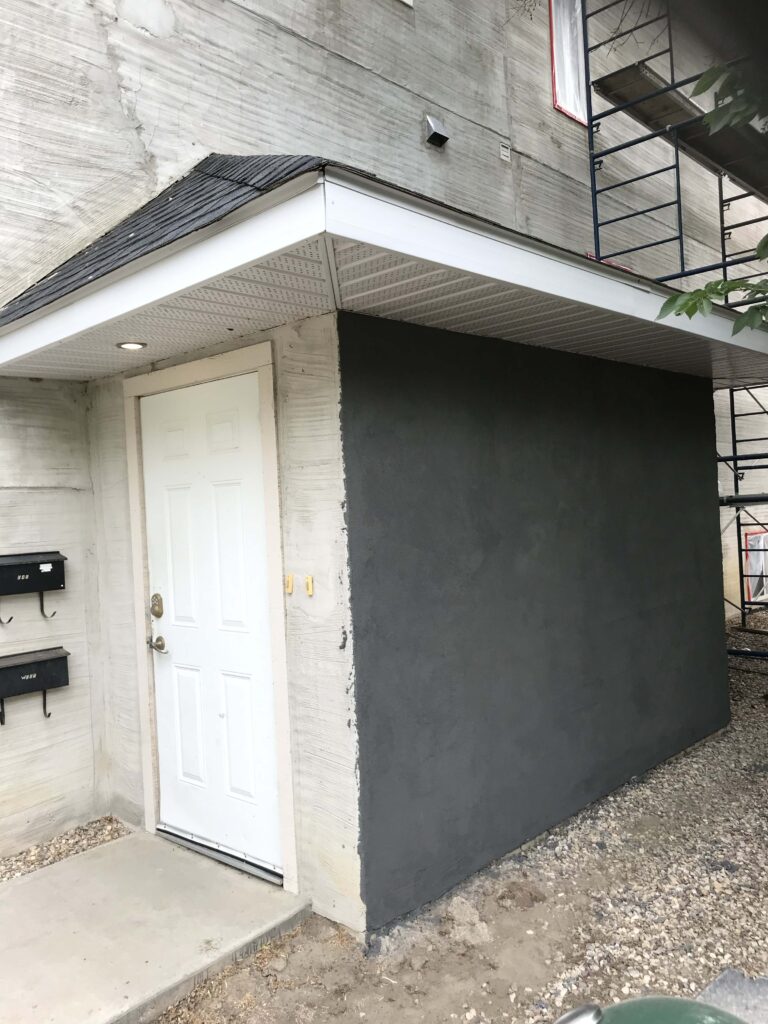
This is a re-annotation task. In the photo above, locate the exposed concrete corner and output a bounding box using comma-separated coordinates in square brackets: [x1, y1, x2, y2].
[272, 314, 365, 933]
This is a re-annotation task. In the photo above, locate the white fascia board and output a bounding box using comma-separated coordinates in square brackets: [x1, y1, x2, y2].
[0, 179, 326, 365]
[323, 171, 768, 359]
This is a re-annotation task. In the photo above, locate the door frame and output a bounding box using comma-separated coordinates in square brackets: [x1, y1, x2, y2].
[123, 342, 299, 893]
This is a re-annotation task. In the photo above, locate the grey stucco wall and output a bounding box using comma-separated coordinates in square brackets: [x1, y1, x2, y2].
[337, 312, 729, 930]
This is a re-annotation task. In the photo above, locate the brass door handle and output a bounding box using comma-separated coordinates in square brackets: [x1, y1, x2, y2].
[148, 635, 168, 654]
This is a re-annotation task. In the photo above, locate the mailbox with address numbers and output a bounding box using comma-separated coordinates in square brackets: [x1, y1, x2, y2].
[0, 551, 66, 595]
[0, 551, 67, 621]
[0, 646, 70, 724]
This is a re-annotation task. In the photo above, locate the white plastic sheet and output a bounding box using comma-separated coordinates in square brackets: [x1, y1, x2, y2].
[550, 0, 588, 123]
[745, 531, 768, 601]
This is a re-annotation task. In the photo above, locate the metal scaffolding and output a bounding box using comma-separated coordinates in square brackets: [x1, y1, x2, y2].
[718, 386, 768, 655]
[581, 0, 766, 288]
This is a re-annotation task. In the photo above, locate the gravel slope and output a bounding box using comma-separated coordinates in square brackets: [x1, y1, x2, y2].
[0, 817, 129, 883]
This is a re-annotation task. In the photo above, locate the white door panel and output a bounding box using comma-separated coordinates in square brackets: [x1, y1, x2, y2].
[141, 373, 282, 872]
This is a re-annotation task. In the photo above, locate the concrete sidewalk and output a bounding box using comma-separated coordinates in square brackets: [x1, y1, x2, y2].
[0, 830, 309, 1024]
[701, 970, 768, 1024]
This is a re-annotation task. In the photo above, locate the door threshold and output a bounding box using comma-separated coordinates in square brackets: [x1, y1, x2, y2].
[157, 826, 283, 885]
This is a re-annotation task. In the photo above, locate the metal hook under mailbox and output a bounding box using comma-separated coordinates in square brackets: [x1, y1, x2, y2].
[0, 601, 12, 626]
[39, 592, 56, 619]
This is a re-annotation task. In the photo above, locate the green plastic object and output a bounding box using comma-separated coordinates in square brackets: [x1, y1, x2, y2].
[605, 998, 746, 1024]
[557, 999, 746, 1024]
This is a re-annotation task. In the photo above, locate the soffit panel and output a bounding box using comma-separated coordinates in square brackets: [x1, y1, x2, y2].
[0, 238, 334, 379]
[2, 231, 767, 387]
[330, 238, 768, 389]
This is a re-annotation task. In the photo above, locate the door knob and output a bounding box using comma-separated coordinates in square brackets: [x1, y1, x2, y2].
[148, 635, 168, 654]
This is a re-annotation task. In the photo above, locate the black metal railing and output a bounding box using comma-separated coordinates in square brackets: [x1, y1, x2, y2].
[581, 0, 763, 289]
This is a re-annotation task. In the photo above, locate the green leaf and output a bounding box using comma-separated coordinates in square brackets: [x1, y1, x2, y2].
[733, 304, 768, 334]
[699, 297, 713, 316]
[706, 102, 739, 134]
[747, 305, 766, 328]
[733, 312, 752, 334]
[756, 234, 768, 261]
[692, 65, 726, 97]
[657, 294, 688, 320]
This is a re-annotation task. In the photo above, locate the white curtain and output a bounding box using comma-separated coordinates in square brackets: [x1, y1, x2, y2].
[551, 0, 588, 123]
[746, 531, 768, 601]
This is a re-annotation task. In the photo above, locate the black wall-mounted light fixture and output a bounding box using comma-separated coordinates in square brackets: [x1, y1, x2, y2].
[425, 114, 449, 148]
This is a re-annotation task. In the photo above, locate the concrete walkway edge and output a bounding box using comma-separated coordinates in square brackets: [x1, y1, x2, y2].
[126, 901, 311, 1024]
[0, 831, 311, 1024]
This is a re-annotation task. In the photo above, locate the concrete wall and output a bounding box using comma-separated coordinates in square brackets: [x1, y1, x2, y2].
[271, 316, 363, 930]
[0, 375, 146, 852]
[1, 0, 732, 308]
[81, 317, 363, 926]
[0, 380, 97, 854]
[338, 312, 730, 929]
[86, 377, 144, 823]
[0, 318, 364, 926]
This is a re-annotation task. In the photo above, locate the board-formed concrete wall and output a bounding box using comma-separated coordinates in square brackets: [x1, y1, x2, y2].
[0, 316, 365, 928]
[338, 312, 729, 929]
[2, 0, 729, 308]
[81, 316, 363, 927]
[0, 379, 97, 854]
[86, 377, 145, 825]
[271, 315, 364, 930]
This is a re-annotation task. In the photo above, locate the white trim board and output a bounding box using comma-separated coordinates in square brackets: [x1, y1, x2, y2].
[1, 167, 767, 383]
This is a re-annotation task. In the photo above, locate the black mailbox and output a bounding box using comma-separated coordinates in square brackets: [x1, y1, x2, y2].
[0, 551, 66, 595]
[0, 552, 66, 621]
[0, 646, 70, 724]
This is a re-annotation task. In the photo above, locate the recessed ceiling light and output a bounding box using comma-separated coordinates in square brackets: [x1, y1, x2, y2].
[116, 341, 147, 351]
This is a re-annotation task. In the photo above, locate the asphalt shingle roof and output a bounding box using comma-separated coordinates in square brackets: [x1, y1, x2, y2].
[0, 154, 326, 329]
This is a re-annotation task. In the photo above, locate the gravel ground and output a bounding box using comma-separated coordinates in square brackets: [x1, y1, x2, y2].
[0, 816, 129, 883]
[155, 626, 768, 1023]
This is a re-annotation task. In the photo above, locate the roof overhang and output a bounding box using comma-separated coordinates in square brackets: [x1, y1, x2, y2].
[1, 164, 767, 386]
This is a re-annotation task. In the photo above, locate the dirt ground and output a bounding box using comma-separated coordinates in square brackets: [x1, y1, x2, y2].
[159, 626, 768, 1024]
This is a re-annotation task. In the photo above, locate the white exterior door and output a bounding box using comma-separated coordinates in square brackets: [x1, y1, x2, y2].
[140, 372, 282, 873]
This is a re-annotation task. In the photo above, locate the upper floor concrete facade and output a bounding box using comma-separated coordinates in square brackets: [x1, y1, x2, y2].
[1, 0, 748, 307]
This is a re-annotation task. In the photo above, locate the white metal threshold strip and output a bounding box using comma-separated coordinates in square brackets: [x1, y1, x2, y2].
[156, 824, 283, 885]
